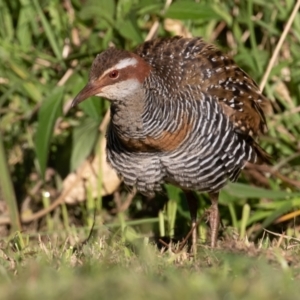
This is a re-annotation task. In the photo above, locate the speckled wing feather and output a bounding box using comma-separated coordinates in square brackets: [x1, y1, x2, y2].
[134, 36, 270, 137]
[134, 36, 271, 163]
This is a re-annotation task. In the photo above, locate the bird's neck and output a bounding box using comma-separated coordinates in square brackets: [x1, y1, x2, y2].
[109, 87, 146, 139]
[108, 85, 179, 152]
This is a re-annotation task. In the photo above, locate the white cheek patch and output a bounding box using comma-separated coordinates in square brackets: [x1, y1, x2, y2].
[99, 78, 141, 100]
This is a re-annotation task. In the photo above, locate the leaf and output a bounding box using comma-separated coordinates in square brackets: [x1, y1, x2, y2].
[223, 182, 300, 200]
[9, 61, 28, 79]
[165, 184, 182, 202]
[35, 86, 64, 178]
[260, 198, 300, 228]
[71, 117, 99, 171]
[137, 3, 162, 15]
[16, 7, 32, 50]
[165, 2, 219, 21]
[246, 211, 271, 225]
[211, 3, 232, 26]
[0, 2, 14, 41]
[116, 13, 143, 43]
[0, 132, 21, 231]
[22, 81, 43, 103]
[247, 198, 300, 231]
[79, 0, 115, 27]
[79, 97, 103, 122]
[165, 184, 189, 220]
[32, 0, 63, 63]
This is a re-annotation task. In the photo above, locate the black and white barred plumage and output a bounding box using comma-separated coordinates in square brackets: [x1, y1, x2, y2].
[107, 91, 257, 197]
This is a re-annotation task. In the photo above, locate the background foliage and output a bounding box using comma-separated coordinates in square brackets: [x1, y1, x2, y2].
[1, 0, 300, 298]
[1, 0, 300, 240]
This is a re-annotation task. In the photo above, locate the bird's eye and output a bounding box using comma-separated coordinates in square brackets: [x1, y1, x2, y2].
[109, 70, 119, 79]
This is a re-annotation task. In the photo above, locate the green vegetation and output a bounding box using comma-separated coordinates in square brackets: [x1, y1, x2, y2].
[0, 235, 299, 300]
[0, 0, 300, 298]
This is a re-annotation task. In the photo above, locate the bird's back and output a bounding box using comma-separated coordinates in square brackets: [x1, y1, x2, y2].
[134, 37, 270, 137]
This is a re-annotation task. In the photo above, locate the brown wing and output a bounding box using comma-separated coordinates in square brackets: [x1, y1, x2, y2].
[191, 41, 271, 137]
[135, 36, 271, 137]
[192, 41, 272, 163]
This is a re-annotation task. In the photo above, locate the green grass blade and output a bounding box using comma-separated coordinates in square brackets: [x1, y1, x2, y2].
[165, 2, 219, 20]
[71, 117, 99, 171]
[223, 183, 300, 199]
[79, 97, 103, 122]
[35, 86, 64, 178]
[240, 204, 250, 239]
[0, 132, 21, 232]
[32, 0, 63, 64]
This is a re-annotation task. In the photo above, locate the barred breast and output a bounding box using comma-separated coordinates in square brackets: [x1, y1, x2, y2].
[106, 91, 257, 197]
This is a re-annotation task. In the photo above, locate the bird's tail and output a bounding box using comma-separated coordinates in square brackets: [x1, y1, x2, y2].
[251, 140, 272, 165]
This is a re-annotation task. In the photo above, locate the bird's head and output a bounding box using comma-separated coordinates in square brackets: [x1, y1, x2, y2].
[72, 48, 152, 107]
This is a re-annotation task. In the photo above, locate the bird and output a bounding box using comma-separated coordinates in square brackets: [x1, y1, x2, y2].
[72, 36, 271, 250]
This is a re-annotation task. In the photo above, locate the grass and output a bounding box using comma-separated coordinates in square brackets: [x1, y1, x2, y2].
[1, 0, 300, 298]
[1, 232, 300, 300]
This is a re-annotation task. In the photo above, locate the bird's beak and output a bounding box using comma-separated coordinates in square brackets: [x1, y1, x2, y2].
[71, 82, 101, 107]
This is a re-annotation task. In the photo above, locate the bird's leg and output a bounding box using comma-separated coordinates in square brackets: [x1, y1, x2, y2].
[208, 192, 220, 248]
[184, 191, 198, 254]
